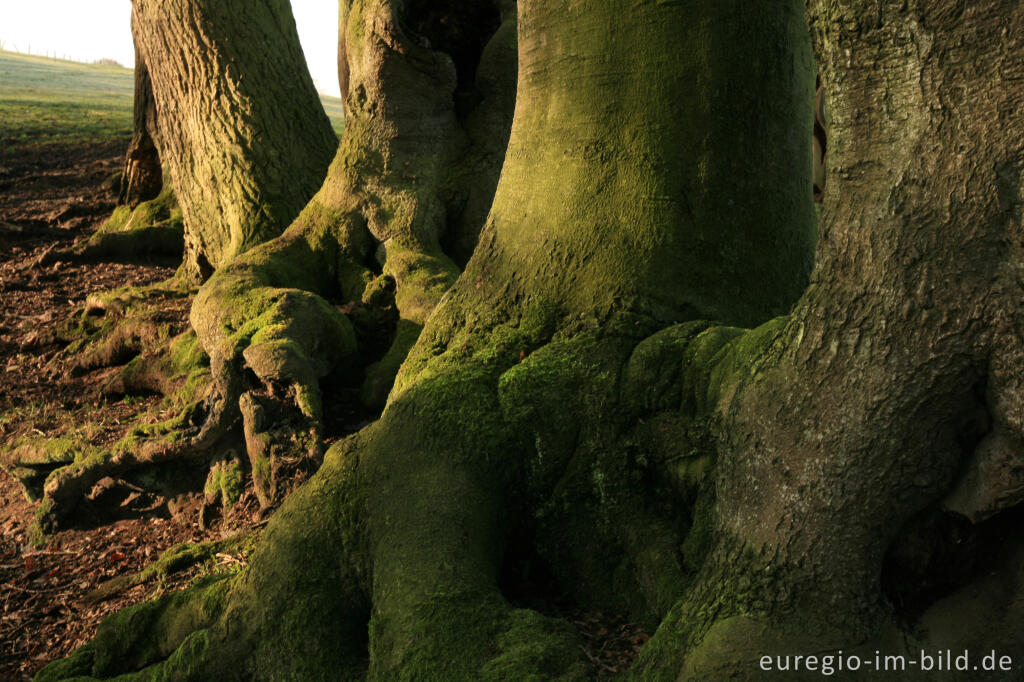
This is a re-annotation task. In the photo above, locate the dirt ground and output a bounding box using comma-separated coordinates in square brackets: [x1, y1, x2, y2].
[0, 141, 248, 681]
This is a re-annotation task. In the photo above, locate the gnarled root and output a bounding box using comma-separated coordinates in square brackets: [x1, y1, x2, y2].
[35, 316, 738, 679]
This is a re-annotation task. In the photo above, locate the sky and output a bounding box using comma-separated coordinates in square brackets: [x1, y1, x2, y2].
[0, 0, 342, 97]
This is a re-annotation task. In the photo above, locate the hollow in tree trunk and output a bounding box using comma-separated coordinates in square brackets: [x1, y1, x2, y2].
[117, 31, 161, 209]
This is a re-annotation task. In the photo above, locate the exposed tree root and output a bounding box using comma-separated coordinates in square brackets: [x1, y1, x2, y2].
[35, 189, 184, 269]
[30, 309, 735, 679]
[84, 530, 255, 605]
[31, 0, 1024, 677]
[20, 0, 520, 560]
[72, 189, 183, 263]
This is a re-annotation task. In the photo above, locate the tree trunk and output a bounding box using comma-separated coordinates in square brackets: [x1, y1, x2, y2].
[76, 8, 183, 262]
[117, 23, 161, 208]
[633, 1, 1024, 678]
[182, 0, 522, 511]
[21, 0, 340, 534]
[131, 0, 338, 283]
[37, 0, 820, 679]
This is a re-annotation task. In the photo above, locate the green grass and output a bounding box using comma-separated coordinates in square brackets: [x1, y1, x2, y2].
[321, 97, 345, 136]
[0, 50, 345, 158]
[0, 51, 133, 155]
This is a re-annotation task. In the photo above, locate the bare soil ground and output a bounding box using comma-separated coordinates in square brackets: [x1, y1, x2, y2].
[0, 141, 255, 681]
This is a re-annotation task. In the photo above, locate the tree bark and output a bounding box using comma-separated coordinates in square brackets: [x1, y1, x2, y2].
[182, 0, 522, 503]
[633, 1, 1024, 678]
[131, 0, 338, 283]
[52, 0, 1024, 678]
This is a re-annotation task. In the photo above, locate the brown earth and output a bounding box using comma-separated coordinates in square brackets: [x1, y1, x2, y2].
[0, 141, 251, 681]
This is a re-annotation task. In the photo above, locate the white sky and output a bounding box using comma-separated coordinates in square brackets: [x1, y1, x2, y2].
[0, 0, 342, 97]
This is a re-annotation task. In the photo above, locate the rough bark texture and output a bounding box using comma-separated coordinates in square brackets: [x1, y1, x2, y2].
[131, 0, 338, 283]
[37, 0, 823, 679]
[118, 28, 162, 208]
[633, 1, 1024, 678]
[180, 0, 521, 509]
[17, 0, 341, 537]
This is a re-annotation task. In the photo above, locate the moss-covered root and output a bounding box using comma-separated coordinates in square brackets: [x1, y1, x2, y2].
[84, 532, 253, 605]
[36, 437, 374, 681]
[32, 359, 244, 538]
[61, 281, 193, 376]
[101, 330, 211, 403]
[37, 355, 590, 680]
[34, 574, 231, 682]
[74, 188, 184, 262]
[33, 318, 791, 679]
[36, 233, 360, 534]
[356, 356, 580, 678]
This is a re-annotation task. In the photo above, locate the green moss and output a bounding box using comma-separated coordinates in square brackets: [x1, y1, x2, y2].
[86, 188, 184, 259]
[381, 241, 461, 325]
[123, 405, 197, 442]
[203, 467, 221, 499]
[8, 436, 79, 464]
[100, 204, 132, 233]
[202, 281, 357, 407]
[338, 261, 375, 303]
[219, 458, 244, 507]
[705, 316, 789, 411]
[497, 336, 593, 497]
[479, 610, 587, 681]
[29, 497, 54, 547]
[1, 434, 98, 503]
[52, 574, 233, 679]
[251, 447, 271, 488]
[620, 321, 714, 417]
[495, 329, 693, 624]
[681, 325, 745, 414]
[167, 332, 207, 377]
[83, 534, 254, 610]
[369, 589, 586, 681]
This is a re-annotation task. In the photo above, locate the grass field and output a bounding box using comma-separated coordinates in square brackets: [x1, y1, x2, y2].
[0, 50, 345, 159]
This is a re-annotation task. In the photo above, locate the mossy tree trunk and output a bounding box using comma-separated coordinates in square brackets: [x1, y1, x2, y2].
[21, 0, 342, 533]
[38, 0, 827, 679]
[32, 0, 519, 531]
[183, 0, 521, 511]
[131, 0, 339, 283]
